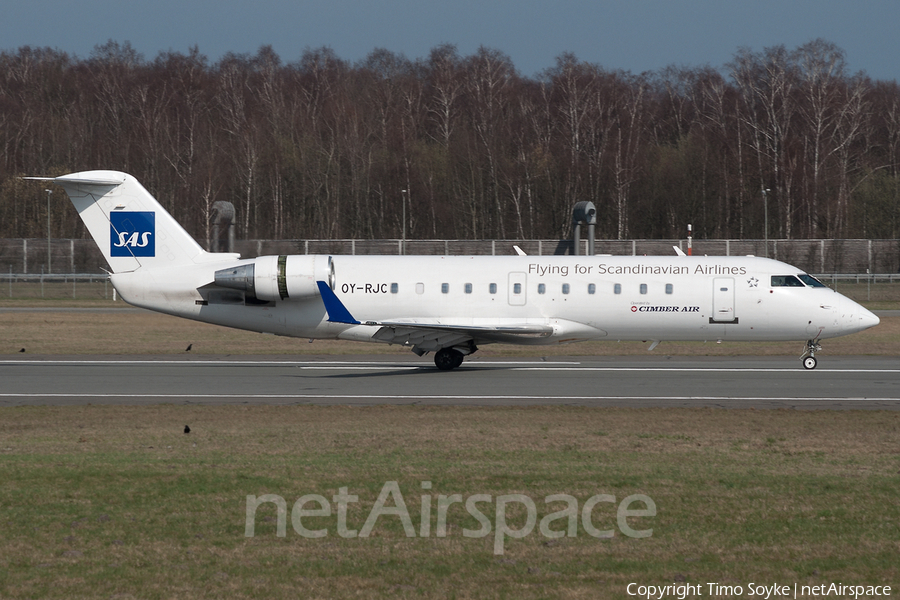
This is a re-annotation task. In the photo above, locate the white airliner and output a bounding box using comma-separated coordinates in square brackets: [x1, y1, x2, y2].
[32, 171, 879, 370]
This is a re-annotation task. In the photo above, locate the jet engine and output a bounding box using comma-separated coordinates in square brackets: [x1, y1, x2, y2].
[214, 255, 333, 301]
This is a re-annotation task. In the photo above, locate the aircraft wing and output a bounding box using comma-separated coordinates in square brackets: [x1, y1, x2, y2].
[316, 281, 552, 351]
[370, 321, 552, 352]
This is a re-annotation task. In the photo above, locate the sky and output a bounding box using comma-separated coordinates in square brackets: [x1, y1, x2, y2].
[4, 0, 899, 81]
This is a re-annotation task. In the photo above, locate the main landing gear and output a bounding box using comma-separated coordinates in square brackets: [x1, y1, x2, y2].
[800, 339, 822, 370]
[434, 348, 465, 370]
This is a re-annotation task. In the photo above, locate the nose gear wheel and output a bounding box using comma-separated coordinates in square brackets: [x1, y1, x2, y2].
[800, 339, 822, 370]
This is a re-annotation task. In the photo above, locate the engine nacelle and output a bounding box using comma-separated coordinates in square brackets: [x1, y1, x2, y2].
[214, 255, 333, 301]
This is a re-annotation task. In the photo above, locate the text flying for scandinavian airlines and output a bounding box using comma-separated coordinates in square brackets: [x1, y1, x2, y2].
[527, 263, 748, 277]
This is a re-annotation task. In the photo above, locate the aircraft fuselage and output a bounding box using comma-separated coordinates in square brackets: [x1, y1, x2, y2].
[112, 254, 876, 348]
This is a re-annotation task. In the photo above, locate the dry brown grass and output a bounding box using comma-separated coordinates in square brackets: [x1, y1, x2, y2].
[2, 308, 897, 357]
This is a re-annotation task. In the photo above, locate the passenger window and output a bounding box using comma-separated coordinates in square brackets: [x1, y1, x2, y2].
[391, 283, 399, 294]
[416, 283, 424, 295]
[562, 283, 570, 295]
[441, 283, 449, 294]
[614, 283, 621, 295]
[771, 275, 804, 287]
[489, 283, 497, 294]
[640, 283, 647, 295]
[588, 283, 596, 294]
[665, 283, 673, 295]
[538, 283, 546, 294]
[465, 283, 473, 294]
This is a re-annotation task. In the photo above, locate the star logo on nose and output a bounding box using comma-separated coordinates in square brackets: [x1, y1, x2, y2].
[747, 277, 759, 288]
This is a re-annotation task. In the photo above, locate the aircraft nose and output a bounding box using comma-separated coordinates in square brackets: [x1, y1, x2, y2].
[841, 298, 880, 333]
[859, 306, 880, 331]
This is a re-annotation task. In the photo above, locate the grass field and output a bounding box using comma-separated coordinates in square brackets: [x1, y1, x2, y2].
[1, 406, 898, 599]
[1, 308, 898, 357]
[1, 285, 898, 598]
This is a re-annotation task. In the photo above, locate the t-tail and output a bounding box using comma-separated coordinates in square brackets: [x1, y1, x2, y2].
[28, 170, 244, 317]
[27, 170, 235, 273]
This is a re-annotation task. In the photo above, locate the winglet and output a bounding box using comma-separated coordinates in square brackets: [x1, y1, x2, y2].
[316, 281, 360, 324]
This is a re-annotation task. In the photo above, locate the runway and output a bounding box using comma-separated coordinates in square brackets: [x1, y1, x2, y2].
[2, 355, 898, 409]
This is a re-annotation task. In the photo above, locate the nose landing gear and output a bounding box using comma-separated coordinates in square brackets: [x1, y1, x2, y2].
[800, 339, 822, 370]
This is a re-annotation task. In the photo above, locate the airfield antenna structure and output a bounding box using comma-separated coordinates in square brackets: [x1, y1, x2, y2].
[572, 201, 596, 256]
[210, 201, 235, 253]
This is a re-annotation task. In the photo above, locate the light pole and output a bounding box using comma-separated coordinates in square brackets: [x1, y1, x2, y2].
[45, 189, 52, 274]
[762, 188, 770, 258]
[400, 189, 408, 255]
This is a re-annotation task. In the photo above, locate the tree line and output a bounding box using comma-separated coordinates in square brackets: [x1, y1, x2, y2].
[1, 39, 898, 244]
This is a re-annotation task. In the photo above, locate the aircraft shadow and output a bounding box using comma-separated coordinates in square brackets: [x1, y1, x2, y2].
[309, 365, 512, 379]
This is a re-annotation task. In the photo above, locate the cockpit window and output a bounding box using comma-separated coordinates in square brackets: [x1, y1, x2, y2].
[771, 275, 805, 287]
[797, 274, 827, 288]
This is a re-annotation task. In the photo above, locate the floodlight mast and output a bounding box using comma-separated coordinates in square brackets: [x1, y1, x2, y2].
[762, 188, 771, 258]
[45, 189, 52, 273]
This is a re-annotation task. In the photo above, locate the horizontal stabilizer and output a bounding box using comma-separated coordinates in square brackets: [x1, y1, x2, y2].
[24, 174, 126, 187]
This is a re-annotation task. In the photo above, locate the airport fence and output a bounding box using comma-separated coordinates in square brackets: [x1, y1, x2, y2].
[2, 237, 899, 276]
[3, 272, 114, 300]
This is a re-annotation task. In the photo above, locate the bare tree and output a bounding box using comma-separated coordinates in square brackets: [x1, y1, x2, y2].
[1, 39, 899, 243]
[464, 46, 517, 238]
[729, 45, 798, 238]
[793, 39, 848, 236]
[610, 73, 647, 239]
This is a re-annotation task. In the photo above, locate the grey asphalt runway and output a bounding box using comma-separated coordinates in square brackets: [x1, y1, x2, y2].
[1, 355, 898, 409]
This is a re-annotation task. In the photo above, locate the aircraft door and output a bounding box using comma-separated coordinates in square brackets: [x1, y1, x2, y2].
[508, 272, 527, 306]
[712, 277, 736, 322]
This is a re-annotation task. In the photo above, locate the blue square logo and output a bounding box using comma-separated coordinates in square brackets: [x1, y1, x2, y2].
[110, 211, 155, 257]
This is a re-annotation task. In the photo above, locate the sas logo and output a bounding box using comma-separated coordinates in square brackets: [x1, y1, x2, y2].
[110, 211, 155, 257]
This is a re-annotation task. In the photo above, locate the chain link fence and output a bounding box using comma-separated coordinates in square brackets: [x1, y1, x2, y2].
[2, 273, 114, 300]
[2, 237, 899, 278]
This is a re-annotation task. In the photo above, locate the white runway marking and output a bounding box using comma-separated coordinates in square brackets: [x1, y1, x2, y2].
[1, 393, 897, 402]
[511, 367, 900, 373]
[1, 359, 897, 374]
[0, 359, 577, 367]
[2, 357, 897, 405]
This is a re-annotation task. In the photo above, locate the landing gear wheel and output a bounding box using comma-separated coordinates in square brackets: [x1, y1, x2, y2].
[800, 339, 822, 370]
[434, 348, 465, 371]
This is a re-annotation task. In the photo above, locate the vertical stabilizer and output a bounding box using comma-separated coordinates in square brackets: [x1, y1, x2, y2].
[30, 170, 211, 273]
